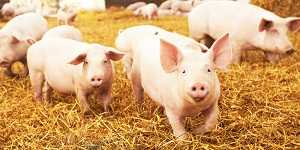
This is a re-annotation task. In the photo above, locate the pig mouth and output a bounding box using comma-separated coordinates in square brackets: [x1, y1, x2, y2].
[0, 61, 11, 68]
[192, 93, 208, 102]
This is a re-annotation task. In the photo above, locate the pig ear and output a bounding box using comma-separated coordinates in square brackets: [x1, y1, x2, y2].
[26, 38, 35, 45]
[210, 33, 232, 70]
[10, 35, 20, 44]
[160, 38, 183, 73]
[258, 18, 274, 32]
[105, 48, 125, 61]
[69, 53, 87, 65]
[286, 17, 300, 32]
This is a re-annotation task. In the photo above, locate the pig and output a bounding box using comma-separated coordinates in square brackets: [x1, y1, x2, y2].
[134, 3, 158, 20]
[43, 25, 82, 41]
[27, 38, 124, 115]
[1, 3, 15, 19]
[188, 1, 300, 63]
[0, 13, 48, 77]
[171, 0, 193, 13]
[57, 7, 77, 25]
[159, 0, 173, 10]
[126, 2, 146, 11]
[115, 25, 232, 138]
[158, 9, 174, 17]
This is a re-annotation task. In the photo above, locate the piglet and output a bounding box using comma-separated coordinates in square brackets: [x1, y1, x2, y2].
[57, 6, 77, 25]
[126, 2, 146, 11]
[1, 3, 15, 19]
[189, 1, 300, 63]
[115, 25, 232, 139]
[171, 0, 193, 13]
[134, 3, 158, 20]
[0, 13, 48, 77]
[27, 38, 124, 116]
[43, 25, 82, 41]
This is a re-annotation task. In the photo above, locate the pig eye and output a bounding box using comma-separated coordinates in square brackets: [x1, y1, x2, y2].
[84, 60, 88, 64]
[103, 60, 108, 64]
[182, 69, 187, 75]
[207, 68, 211, 72]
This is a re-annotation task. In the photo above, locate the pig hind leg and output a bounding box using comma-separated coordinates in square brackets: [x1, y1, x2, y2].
[30, 71, 45, 102]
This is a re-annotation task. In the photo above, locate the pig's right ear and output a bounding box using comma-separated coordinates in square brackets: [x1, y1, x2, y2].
[210, 33, 232, 70]
[160, 39, 183, 73]
[258, 18, 274, 32]
[69, 53, 87, 65]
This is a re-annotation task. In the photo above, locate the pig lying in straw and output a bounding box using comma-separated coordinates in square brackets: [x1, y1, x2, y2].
[189, 1, 300, 63]
[27, 38, 124, 116]
[115, 25, 232, 138]
[0, 13, 48, 77]
[43, 25, 82, 41]
[126, 2, 146, 11]
[134, 3, 158, 20]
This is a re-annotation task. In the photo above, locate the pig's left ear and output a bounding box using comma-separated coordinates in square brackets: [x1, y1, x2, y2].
[286, 17, 300, 32]
[160, 38, 183, 73]
[69, 53, 87, 65]
[10, 35, 21, 44]
[210, 33, 232, 70]
[105, 48, 124, 61]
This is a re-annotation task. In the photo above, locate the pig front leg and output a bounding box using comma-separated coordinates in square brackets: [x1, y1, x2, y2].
[130, 65, 144, 104]
[21, 58, 29, 76]
[29, 71, 44, 102]
[122, 55, 132, 80]
[165, 109, 187, 139]
[193, 102, 219, 135]
[75, 87, 92, 116]
[42, 81, 53, 102]
[96, 85, 112, 112]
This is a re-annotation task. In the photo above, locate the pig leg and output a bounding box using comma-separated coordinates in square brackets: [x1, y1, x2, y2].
[122, 55, 132, 80]
[165, 109, 187, 139]
[42, 81, 52, 102]
[30, 71, 44, 102]
[130, 66, 144, 104]
[96, 85, 112, 112]
[194, 102, 219, 135]
[75, 87, 92, 116]
[264, 52, 281, 64]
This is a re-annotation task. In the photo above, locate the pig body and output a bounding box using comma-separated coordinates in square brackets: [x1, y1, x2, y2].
[189, 1, 300, 63]
[134, 3, 158, 20]
[27, 38, 123, 115]
[0, 13, 48, 76]
[126, 2, 146, 11]
[115, 25, 232, 138]
[43, 25, 82, 41]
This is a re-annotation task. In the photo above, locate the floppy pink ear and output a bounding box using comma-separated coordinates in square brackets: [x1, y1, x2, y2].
[105, 49, 124, 61]
[160, 38, 183, 73]
[10, 35, 20, 44]
[69, 53, 86, 65]
[26, 38, 35, 45]
[210, 33, 232, 70]
[258, 18, 274, 32]
[286, 17, 300, 32]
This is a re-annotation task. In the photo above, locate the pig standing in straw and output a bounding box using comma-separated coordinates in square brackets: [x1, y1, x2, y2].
[134, 3, 158, 20]
[189, 1, 300, 63]
[115, 25, 232, 139]
[27, 38, 124, 116]
[42, 25, 82, 41]
[126, 2, 146, 11]
[0, 13, 48, 77]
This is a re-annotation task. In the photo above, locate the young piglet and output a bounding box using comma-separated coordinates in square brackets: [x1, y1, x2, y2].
[27, 38, 123, 116]
[116, 25, 232, 139]
[189, 1, 300, 63]
[42, 25, 82, 41]
[126, 2, 146, 11]
[0, 13, 48, 77]
[134, 3, 158, 20]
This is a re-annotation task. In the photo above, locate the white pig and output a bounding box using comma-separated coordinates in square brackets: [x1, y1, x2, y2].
[27, 38, 124, 115]
[171, 0, 193, 13]
[159, 0, 173, 10]
[134, 3, 158, 20]
[1, 3, 15, 19]
[115, 25, 232, 138]
[0, 13, 48, 77]
[189, 1, 300, 63]
[43, 25, 82, 41]
[126, 2, 146, 11]
[57, 7, 77, 25]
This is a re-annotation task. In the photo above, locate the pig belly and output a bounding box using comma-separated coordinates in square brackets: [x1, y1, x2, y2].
[44, 66, 75, 94]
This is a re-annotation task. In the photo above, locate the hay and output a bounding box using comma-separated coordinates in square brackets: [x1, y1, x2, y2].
[0, 10, 299, 149]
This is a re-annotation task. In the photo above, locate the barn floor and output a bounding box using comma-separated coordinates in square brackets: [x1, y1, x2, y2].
[0, 10, 299, 149]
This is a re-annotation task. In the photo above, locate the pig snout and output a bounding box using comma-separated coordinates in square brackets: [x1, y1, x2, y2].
[286, 48, 295, 55]
[90, 75, 103, 87]
[0, 58, 11, 68]
[188, 82, 209, 102]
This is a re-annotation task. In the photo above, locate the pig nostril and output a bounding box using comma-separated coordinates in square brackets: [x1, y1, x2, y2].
[97, 78, 101, 81]
[200, 86, 205, 91]
[91, 78, 95, 81]
[192, 87, 197, 91]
